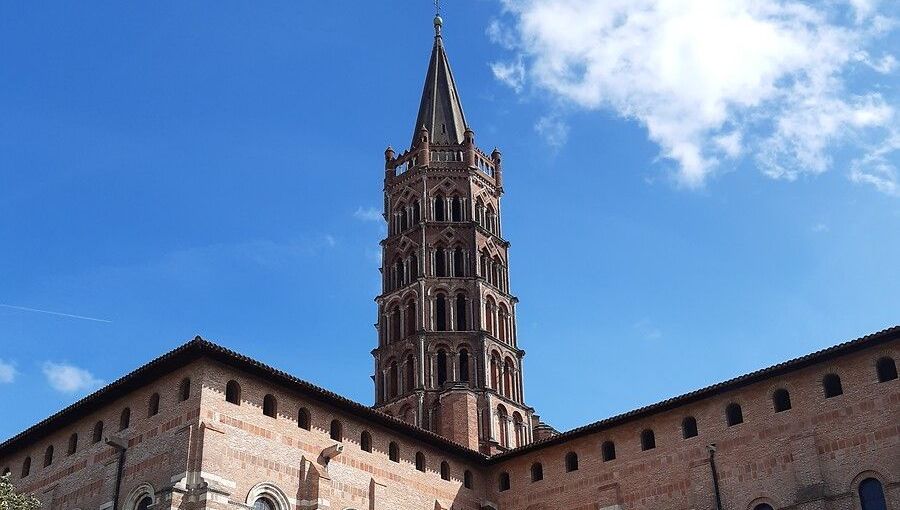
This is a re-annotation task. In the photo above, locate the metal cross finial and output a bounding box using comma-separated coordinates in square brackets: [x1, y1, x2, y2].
[435, 0, 440, 16]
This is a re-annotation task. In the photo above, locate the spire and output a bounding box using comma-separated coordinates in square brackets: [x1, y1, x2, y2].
[411, 14, 469, 147]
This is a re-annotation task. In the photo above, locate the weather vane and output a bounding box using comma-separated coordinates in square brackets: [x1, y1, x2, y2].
[434, 0, 440, 16]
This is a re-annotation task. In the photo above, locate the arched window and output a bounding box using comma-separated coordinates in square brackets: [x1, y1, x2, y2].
[298, 408, 311, 430]
[640, 429, 656, 451]
[437, 349, 448, 386]
[601, 440, 616, 461]
[490, 353, 500, 390]
[253, 497, 275, 510]
[389, 360, 399, 398]
[67, 433, 78, 455]
[92, 421, 103, 443]
[119, 407, 131, 431]
[148, 393, 160, 417]
[773, 388, 792, 412]
[480, 249, 489, 279]
[876, 357, 897, 382]
[682, 416, 698, 438]
[412, 200, 421, 224]
[753, 505, 774, 510]
[263, 394, 277, 418]
[451, 197, 462, 221]
[459, 349, 470, 383]
[499, 472, 510, 492]
[415, 451, 426, 472]
[179, 377, 191, 401]
[565, 452, 579, 472]
[513, 413, 524, 447]
[136, 496, 153, 510]
[503, 358, 514, 399]
[400, 206, 408, 231]
[405, 300, 417, 336]
[464, 469, 473, 489]
[405, 354, 416, 392]
[390, 305, 401, 342]
[823, 373, 843, 398]
[409, 253, 419, 280]
[485, 296, 496, 335]
[434, 195, 446, 221]
[455, 293, 467, 330]
[530, 462, 543, 482]
[435, 248, 447, 277]
[440, 460, 450, 480]
[498, 304, 509, 342]
[21, 457, 31, 478]
[726, 403, 743, 426]
[858, 477, 887, 510]
[330, 420, 342, 441]
[226, 380, 241, 405]
[394, 259, 404, 287]
[360, 431, 372, 452]
[453, 247, 464, 276]
[389, 441, 400, 462]
[497, 405, 509, 448]
[486, 205, 496, 233]
[435, 294, 447, 331]
[43, 445, 53, 467]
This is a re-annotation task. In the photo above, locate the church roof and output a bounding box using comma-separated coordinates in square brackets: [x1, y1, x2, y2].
[411, 18, 469, 147]
[0, 325, 896, 462]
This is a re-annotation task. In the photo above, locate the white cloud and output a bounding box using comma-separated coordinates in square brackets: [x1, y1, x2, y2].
[42, 362, 104, 393]
[490, 59, 526, 92]
[534, 115, 570, 147]
[812, 223, 830, 233]
[353, 206, 383, 222]
[850, 131, 900, 196]
[0, 359, 16, 383]
[490, 0, 897, 190]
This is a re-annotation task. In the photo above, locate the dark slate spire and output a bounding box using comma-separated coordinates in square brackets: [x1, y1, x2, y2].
[411, 15, 469, 147]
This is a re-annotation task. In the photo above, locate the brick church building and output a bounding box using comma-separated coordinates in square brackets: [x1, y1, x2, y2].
[1, 14, 898, 510]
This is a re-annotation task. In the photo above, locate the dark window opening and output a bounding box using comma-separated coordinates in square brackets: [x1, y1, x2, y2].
[360, 431, 372, 452]
[876, 357, 897, 382]
[440, 461, 450, 480]
[298, 408, 311, 430]
[119, 407, 131, 431]
[459, 349, 470, 383]
[179, 378, 191, 401]
[823, 374, 843, 398]
[464, 469, 473, 489]
[435, 294, 447, 331]
[451, 197, 462, 221]
[21, 457, 31, 478]
[43, 445, 53, 467]
[437, 350, 448, 386]
[389, 442, 400, 462]
[602, 440, 616, 461]
[67, 433, 78, 456]
[682, 416, 698, 438]
[565, 452, 579, 472]
[531, 462, 543, 482]
[773, 388, 792, 412]
[415, 451, 426, 472]
[455, 293, 467, 330]
[263, 394, 277, 418]
[435, 249, 447, 277]
[499, 472, 510, 492]
[92, 421, 104, 443]
[148, 393, 160, 417]
[726, 403, 744, 426]
[330, 420, 342, 441]
[859, 477, 888, 510]
[226, 380, 241, 405]
[640, 429, 656, 451]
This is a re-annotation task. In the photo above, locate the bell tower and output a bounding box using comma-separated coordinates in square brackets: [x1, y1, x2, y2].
[372, 14, 535, 453]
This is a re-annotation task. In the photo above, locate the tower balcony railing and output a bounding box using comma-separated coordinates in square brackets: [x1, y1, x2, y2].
[388, 145, 497, 179]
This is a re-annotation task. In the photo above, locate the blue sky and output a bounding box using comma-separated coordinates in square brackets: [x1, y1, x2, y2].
[1, 0, 898, 440]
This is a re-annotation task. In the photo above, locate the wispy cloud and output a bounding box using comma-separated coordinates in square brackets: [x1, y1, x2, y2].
[353, 206, 383, 222]
[634, 318, 663, 341]
[490, 0, 898, 191]
[850, 131, 900, 196]
[42, 362, 104, 393]
[534, 115, 570, 148]
[0, 303, 111, 323]
[812, 223, 830, 233]
[0, 359, 16, 384]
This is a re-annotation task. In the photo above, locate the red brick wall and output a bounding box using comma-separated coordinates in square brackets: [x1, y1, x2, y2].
[486, 341, 899, 510]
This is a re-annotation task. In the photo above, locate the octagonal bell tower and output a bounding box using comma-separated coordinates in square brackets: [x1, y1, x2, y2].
[372, 14, 536, 454]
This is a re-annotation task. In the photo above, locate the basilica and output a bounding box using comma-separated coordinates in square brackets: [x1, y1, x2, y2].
[1, 14, 897, 510]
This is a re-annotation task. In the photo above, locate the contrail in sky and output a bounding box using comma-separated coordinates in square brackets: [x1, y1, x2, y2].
[0, 304, 112, 323]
